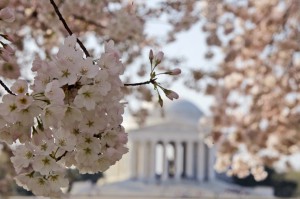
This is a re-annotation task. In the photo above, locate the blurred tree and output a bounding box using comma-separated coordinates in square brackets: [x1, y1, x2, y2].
[198, 0, 300, 180]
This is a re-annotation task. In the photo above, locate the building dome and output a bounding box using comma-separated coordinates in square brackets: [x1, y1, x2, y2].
[165, 99, 204, 123]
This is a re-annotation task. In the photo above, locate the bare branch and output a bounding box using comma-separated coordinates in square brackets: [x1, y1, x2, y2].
[49, 0, 91, 57]
[0, 79, 15, 95]
[73, 14, 106, 28]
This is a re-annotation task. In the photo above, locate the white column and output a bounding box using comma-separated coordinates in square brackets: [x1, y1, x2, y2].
[186, 141, 194, 179]
[161, 141, 169, 181]
[140, 140, 150, 181]
[149, 140, 157, 181]
[137, 140, 146, 180]
[175, 141, 183, 181]
[144, 141, 150, 180]
[130, 140, 138, 179]
[197, 141, 205, 182]
[208, 146, 216, 181]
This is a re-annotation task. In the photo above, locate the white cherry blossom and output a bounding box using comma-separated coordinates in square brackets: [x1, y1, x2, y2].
[0, 94, 18, 123]
[16, 95, 33, 110]
[32, 155, 62, 175]
[41, 105, 65, 128]
[45, 80, 65, 105]
[74, 85, 100, 110]
[52, 58, 79, 86]
[61, 105, 82, 128]
[11, 79, 28, 95]
[94, 70, 111, 96]
[78, 57, 99, 78]
[53, 128, 76, 151]
[11, 144, 34, 173]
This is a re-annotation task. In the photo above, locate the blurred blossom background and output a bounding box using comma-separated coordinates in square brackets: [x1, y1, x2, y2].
[1, 0, 300, 198]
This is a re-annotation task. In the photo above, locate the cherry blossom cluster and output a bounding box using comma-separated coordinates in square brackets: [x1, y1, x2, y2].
[0, 5, 20, 79]
[0, 34, 128, 197]
[107, 9, 144, 43]
[214, 152, 267, 181]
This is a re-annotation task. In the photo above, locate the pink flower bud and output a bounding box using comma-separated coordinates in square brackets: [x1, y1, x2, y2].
[168, 68, 181, 75]
[3, 44, 14, 54]
[0, 49, 11, 62]
[155, 51, 164, 65]
[1, 34, 15, 42]
[165, 90, 179, 100]
[149, 49, 154, 64]
[0, 7, 14, 23]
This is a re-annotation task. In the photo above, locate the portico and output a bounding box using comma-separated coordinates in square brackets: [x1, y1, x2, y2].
[128, 100, 215, 183]
[91, 100, 274, 199]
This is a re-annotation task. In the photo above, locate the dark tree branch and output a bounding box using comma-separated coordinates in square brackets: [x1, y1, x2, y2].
[124, 79, 156, 86]
[0, 79, 15, 95]
[49, 0, 91, 57]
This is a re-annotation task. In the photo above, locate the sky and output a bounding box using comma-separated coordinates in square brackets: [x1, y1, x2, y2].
[140, 13, 220, 114]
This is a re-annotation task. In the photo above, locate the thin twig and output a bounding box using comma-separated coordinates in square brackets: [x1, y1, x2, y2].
[124, 79, 155, 86]
[73, 14, 105, 28]
[0, 79, 15, 95]
[55, 151, 68, 162]
[49, 0, 91, 57]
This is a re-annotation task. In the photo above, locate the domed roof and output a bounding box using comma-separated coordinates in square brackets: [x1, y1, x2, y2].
[165, 100, 204, 123]
[130, 99, 206, 134]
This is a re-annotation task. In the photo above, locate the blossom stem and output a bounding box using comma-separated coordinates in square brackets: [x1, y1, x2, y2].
[55, 151, 68, 161]
[49, 0, 91, 57]
[53, 147, 60, 157]
[124, 79, 156, 86]
[0, 79, 15, 95]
